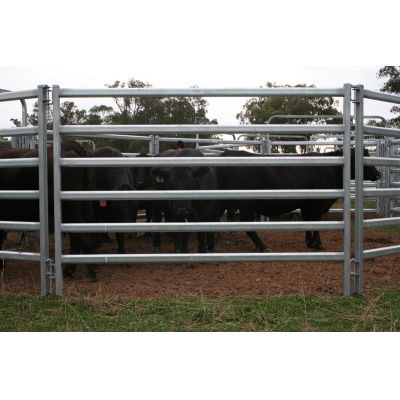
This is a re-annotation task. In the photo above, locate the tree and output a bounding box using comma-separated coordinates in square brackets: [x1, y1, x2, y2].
[236, 82, 341, 153]
[11, 78, 218, 153]
[378, 66, 400, 127]
[105, 79, 218, 152]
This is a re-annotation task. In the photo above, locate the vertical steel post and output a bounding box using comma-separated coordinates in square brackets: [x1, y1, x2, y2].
[52, 85, 63, 296]
[37, 85, 50, 295]
[342, 84, 352, 296]
[354, 85, 365, 295]
[154, 135, 160, 155]
[149, 135, 155, 155]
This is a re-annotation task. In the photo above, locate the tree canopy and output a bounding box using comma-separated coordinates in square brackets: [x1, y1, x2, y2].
[378, 66, 400, 128]
[11, 78, 218, 153]
[236, 82, 341, 153]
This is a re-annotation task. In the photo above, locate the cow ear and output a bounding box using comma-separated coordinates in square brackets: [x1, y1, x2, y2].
[194, 166, 210, 177]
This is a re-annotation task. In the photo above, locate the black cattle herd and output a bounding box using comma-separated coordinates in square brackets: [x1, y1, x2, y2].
[0, 141, 381, 282]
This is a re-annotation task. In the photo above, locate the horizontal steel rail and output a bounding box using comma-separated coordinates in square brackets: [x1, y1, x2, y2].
[0, 190, 40, 199]
[0, 127, 38, 137]
[364, 188, 400, 198]
[61, 189, 344, 201]
[59, 87, 346, 98]
[0, 250, 41, 262]
[61, 221, 345, 233]
[60, 124, 345, 136]
[364, 89, 400, 105]
[363, 217, 400, 228]
[0, 89, 38, 103]
[364, 157, 400, 167]
[60, 156, 344, 167]
[61, 132, 152, 142]
[0, 158, 39, 168]
[364, 126, 400, 138]
[0, 221, 40, 230]
[61, 252, 344, 264]
[364, 245, 400, 259]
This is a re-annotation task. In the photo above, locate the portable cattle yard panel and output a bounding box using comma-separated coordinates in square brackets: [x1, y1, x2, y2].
[0, 86, 51, 295]
[51, 84, 352, 296]
[1, 84, 400, 297]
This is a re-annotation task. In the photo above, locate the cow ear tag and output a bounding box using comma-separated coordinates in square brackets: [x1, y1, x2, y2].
[156, 176, 164, 183]
[100, 200, 107, 207]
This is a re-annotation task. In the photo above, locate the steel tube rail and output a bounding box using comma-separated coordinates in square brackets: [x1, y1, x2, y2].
[364, 245, 400, 259]
[61, 252, 344, 264]
[363, 217, 400, 228]
[0, 127, 38, 137]
[0, 190, 39, 199]
[61, 221, 345, 233]
[0, 251, 41, 262]
[364, 126, 400, 138]
[60, 124, 345, 136]
[364, 157, 400, 167]
[0, 89, 38, 102]
[60, 156, 344, 167]
[61, 189, 344, 201]
[0, 221, 40, 230]
[0, 158, 39, 168]
[62, 132, 152, 142]
[59, 87, 345, 98]
[364, 90, 400, 105]
[364, 188, 400, 198]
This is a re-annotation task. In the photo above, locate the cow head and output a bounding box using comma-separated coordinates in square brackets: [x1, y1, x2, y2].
[133, 153, 152, 190]
[363, 149, 381, 182]
[348, 148, 381, 181]
[152, 166, 210, 218]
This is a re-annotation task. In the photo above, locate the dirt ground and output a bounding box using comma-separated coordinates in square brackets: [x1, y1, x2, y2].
[1, 214, 400, 299]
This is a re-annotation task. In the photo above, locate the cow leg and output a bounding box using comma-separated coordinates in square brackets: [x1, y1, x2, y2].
[182, 232, 189, 253]
[301, 209, 325, 250]
[311, 230, 325, 250]
[240, 211, 269, 252]
[116, 233, 126, 254]
[174, 232, 189, 253]
[305, 230, 315, 248]
[152, 203, 163, 249]
[143, 204, 153, 238]
[66, 233, 98, 282]
[197, 232, 207, 253]
[206, 232, 215, 251]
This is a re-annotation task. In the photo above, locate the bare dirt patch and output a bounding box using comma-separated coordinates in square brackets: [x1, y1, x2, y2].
[1, 214, 400, 300]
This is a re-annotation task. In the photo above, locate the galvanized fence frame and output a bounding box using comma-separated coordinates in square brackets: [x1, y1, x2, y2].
[0, 85, 50, 295]
[354, 85, 400, 294]
[52, 84, 353, 296]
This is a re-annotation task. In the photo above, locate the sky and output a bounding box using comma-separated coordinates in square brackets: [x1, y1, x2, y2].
[2, 1, 400, 399]
[1, 0, 398, 129]
[0, 65, 395, 129]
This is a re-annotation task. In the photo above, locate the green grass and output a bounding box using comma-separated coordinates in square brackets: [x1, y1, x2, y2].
[1, 288, 400, 332]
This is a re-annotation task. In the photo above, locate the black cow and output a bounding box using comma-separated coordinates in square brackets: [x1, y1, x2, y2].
[0, 141, 101, 281]
[132, 150, 174, 249]
[152, 148, 220, 253]
[217, 148, 381, 251]
[131, 153, 153, 227]
[91, 146, 138, 254]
